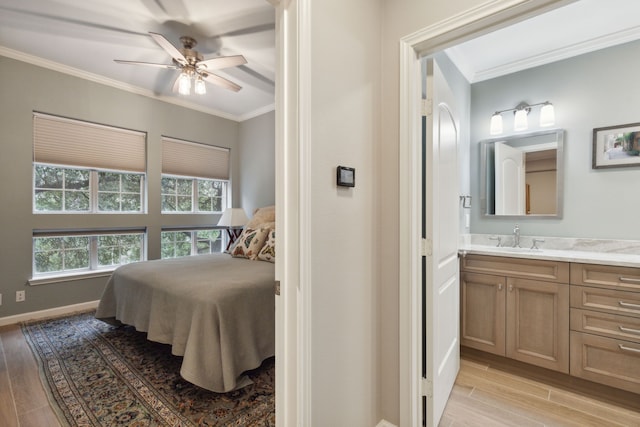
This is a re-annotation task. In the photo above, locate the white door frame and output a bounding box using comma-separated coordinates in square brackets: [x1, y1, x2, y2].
[398, 1, 570, 425]
[273, 0, 312, 426]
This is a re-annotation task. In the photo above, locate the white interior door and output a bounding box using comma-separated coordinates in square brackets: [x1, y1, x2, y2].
[495, 143, 525, 215]
[422, 58, 460, 426]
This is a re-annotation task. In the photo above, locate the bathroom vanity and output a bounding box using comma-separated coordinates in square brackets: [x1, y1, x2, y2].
[460, 237, 640, 395]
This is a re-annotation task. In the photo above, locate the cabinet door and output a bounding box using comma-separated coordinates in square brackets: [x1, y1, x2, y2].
[506, 278, 569, 373]
[571, 331, 640, 394]
[461, 272, 505, 355]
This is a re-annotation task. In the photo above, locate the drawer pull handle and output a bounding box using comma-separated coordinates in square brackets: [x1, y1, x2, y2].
[498, 284, 503, 291]
[508, 284, 513, 292]
[619, 326, 640, 336]
[619, 301, 640, 310]
[618, 344, 640, 354]
[619, 276, 640, 284]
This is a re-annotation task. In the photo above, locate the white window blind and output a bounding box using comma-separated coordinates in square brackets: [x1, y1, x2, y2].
[33, 113, 146, 173]
[162, 136, 230, 180]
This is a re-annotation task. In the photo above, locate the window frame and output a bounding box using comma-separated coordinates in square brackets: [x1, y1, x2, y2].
[160, 174, 228, 214]
[33, 163, 146, 214]
[30, 230, 147, 285]
[160, 227, 227, 259]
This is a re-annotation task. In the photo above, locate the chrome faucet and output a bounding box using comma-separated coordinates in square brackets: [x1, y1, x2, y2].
[512, 224, 520, 248]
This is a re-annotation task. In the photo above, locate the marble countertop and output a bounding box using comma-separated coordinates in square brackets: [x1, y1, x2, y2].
[460, 235, 640, 268]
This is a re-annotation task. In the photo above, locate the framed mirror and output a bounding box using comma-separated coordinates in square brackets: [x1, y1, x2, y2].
[480, 129, 564, 218]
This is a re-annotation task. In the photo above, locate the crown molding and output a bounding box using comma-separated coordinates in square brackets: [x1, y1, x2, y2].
[469, 25, 640, 83]
[239, 103, 275, 121]
[0, 45, 256, 123]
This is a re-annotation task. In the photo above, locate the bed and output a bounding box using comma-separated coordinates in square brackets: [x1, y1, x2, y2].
[95, 252, 275, 393]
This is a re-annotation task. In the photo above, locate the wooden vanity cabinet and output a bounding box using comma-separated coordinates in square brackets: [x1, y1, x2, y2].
[461, 255, 570, 373]
[570, 263, 640, 394]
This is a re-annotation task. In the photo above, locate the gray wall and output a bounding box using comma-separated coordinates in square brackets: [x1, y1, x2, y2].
[470, 39, 640, 239]
[238, 110, 275, 217]
[0, 56, 270, 318]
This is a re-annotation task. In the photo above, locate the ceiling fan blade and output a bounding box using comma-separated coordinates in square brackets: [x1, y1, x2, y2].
[149, 32, 187, 66]
[198, 55, 247, 71]
[114, 59, 179, 69]
[202, 73, 242, 92]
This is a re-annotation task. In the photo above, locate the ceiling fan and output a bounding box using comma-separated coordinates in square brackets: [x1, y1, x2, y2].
[114, 32, 247, 95]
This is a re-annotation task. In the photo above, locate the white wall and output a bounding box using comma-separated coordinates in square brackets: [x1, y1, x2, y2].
[305, 0, 381, 425]
[238, 110, 275, 217]
[470, 39, 640, 239]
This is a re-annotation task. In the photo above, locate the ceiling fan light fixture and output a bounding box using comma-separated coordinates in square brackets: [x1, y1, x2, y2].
[178, 71, 191, 95]
[195, 76, 206, 95]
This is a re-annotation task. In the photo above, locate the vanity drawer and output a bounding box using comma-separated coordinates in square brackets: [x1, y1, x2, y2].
[461, 254, 569, 283]
[570, 308, 640, 343]
[570, 286, 640, 318]
[570, 263, 640, 292]
[570, 331, 640, 394]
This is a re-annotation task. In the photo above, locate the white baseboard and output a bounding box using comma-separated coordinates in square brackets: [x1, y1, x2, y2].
[0, 300, 100, 327]
[376, 420, 398, 427]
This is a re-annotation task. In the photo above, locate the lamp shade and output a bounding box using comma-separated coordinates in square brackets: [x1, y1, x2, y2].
[217, 208, 249, 227]
[490, 113, 503, 135]
[539, 103, 555, 127]
[513, 108, 528, 131]
[195, 76, 206, 95]
[178, 72, 191, 95]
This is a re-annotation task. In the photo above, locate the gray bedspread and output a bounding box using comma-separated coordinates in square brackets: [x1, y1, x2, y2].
[95, 253, 275, 393]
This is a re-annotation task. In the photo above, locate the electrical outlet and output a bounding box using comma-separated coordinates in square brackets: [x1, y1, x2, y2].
[16, 290, 25, 302]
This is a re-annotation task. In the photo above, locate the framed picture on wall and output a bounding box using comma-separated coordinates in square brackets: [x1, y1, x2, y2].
[592, 122, 640, 169]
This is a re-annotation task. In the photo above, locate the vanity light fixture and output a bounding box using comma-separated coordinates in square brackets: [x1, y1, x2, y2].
[489, 101, 555, 135]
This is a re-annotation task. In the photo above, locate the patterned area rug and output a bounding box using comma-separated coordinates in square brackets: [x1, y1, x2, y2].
[22, 311, 275, 426]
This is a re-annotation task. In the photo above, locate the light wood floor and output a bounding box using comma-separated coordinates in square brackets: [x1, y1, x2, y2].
[2, 323, 639, 427]
[441, 348, 640, 427]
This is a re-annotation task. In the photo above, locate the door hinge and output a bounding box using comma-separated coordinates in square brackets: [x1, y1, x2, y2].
[421, 99, 432, 117]
[421, 378, 433, 398]
[421, 238, 432, 257]
[274, 280, 281, 296]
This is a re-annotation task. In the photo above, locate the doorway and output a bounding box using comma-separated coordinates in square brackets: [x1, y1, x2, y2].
[398, 1, 572, 426]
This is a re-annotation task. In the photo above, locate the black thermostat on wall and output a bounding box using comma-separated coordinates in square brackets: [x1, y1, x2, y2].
[336, 166, 355, 187]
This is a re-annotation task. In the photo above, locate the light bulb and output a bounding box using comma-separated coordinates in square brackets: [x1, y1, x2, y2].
[513, 108, 528, 131]
[195, 76, 206, 95]
[539, 103, 555, 127]
[178, 72, 191, 95]
[489, 113, 503, 135]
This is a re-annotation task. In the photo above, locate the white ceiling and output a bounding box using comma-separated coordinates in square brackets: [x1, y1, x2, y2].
[446, 0, 640, 83]
[0, 0, 275, 121]
[2, 0, 640, 122]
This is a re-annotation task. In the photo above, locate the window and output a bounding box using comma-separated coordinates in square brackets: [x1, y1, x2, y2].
[34, 164, 144, 213]
[161, 136, 229, 214]
[161, 229, 224, 259]
[33, 232, 144, 277]
[161, 176, 226, 213]
[31, 113, 147, 283]
[33, 113, 147, 213]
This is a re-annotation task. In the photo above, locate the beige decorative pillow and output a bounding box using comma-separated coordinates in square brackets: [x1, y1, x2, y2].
[231, 227, 269, 260]
[257, 229, 275, 263]
[245, 205, 275, 230]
